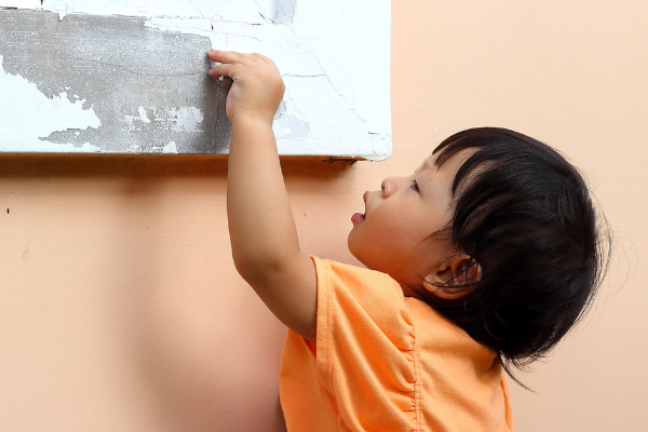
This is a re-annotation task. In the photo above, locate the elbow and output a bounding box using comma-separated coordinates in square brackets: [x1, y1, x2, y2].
[231, 251, 287, 286]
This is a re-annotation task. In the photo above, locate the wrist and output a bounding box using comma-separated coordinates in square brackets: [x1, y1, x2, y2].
[229, 111, 274, 129]
[229, 113, 278, 152]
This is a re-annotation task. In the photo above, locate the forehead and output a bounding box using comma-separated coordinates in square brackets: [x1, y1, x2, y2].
[418, 149, 474, 180]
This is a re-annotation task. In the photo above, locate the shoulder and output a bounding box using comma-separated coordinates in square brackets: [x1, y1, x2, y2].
[311, 256, 404, 303]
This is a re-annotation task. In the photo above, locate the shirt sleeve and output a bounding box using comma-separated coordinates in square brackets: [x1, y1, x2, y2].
[311, 256, 419, 431]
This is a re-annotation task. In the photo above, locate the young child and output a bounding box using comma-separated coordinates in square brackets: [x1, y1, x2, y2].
[207, 50, 606, 431]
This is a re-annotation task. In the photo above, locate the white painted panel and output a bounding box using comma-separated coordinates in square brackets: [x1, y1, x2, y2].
[0, 0, 40, 8]
[0, 1, 392, 160]
[43, 0, 267, 22]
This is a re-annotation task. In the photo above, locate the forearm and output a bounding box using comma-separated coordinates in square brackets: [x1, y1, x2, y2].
[211, 50, 317, 339]
[227, 116, 302, 281]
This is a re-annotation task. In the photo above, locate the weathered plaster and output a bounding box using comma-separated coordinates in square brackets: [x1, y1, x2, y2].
[0, 1, 391, 159]
[0, 11, 231, 153]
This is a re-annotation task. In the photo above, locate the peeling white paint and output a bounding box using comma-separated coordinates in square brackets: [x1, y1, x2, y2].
[164, 141, 178, 153]
[167, 107, 204, 133]
[124, 106, 204, 133]
[0, 54, 102, 152]
[273, 122, 292, 139]
[138, 106, 151, 124]
[124, 107, 151, 128]
[0, 1, 392, 160]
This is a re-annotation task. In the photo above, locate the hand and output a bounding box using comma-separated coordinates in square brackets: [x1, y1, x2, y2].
[208, 50, 285, 125]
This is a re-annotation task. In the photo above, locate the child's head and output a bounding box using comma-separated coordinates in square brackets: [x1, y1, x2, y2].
[349, 127, 609, 368]
[348, 143, 474, 295]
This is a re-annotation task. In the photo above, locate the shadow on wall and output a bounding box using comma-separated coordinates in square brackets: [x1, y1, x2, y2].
[106, 179, 287, 431]
[0, 153, 352, 431]
[0, 154, 353, 180]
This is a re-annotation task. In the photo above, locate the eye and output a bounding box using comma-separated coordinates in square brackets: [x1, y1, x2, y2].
[410, 179, 419, 192]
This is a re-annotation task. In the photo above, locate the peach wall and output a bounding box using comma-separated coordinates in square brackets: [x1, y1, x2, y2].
[1, 1, 647, 431]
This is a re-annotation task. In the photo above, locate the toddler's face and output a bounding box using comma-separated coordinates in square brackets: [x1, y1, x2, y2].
[348, 150, 472, 294]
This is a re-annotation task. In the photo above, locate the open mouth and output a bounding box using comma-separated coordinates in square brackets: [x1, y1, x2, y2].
[351, 191, 368, 223]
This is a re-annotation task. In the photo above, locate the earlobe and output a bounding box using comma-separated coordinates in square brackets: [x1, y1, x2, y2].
[425, 255, 481, 300]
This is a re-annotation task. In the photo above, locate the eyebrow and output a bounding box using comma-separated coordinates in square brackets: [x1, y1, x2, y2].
[416, 162, 434, 195]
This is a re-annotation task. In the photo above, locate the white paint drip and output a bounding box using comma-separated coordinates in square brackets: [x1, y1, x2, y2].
[0, 54, 102, 152]
[164, 141, 178, 153]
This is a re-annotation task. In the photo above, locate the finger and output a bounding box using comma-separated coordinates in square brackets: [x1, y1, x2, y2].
[207, 50, 241, 64]
[208, 50, 258, 66]
[209, 63, 244, 80]
[251, 53, 277, 68]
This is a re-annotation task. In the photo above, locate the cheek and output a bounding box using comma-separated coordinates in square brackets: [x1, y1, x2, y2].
[347, 202, 426, 261]
[348, 220, 406, 268]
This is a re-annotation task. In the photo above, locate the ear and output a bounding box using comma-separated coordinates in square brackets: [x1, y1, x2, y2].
[426, 255, 481, 300]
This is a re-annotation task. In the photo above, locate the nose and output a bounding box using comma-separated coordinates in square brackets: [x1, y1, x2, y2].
[380, 177, 397, 198]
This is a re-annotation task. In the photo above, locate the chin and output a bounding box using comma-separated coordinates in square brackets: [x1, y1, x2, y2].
[347, 235, 367, 267]
[347, 236, 360, 261]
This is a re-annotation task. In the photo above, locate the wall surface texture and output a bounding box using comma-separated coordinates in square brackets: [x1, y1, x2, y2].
[1, 0, 647, 431]
[0, 1, 391, 159]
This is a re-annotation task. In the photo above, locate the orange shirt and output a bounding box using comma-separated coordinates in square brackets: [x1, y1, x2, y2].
[279, 257, 514, 432]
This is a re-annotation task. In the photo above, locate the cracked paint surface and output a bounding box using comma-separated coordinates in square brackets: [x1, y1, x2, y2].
[0, 1, 391, 159]
[0, 10, 231, 153]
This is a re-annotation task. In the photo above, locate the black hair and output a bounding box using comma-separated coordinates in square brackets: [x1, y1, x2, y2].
[419, 127, 610, 382]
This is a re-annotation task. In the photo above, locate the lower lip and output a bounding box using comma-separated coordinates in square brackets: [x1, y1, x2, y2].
[351, 213, 365, 223]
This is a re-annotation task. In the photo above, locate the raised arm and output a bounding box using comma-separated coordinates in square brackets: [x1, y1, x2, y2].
[208, 50, 317, 341]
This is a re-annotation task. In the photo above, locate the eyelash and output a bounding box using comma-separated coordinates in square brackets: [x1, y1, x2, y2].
[410, 179, 419, 192]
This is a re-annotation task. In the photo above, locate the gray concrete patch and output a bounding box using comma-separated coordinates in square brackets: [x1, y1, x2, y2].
[0, 9, 232, 153]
